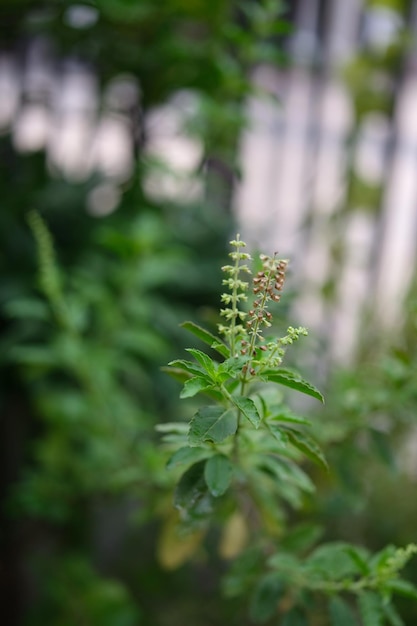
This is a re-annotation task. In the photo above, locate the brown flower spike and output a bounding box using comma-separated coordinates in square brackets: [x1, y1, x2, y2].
[244, 254, 288, 343]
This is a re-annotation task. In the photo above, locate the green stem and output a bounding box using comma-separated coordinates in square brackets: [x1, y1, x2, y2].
[231, 272, 272, 460]
[229, 241, 243, 357]
[221, 382, 244, 462]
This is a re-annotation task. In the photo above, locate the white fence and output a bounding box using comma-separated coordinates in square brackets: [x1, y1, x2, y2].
[236, 66, 417, 362]
[236, 0, 417, 361]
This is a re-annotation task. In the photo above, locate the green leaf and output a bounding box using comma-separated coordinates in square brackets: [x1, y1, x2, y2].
[328, 596, 357, 626]
[168, 359, 205, 377]
[383, 602, 405, 626]
[164, 369, 224, 402]
[280, 523, 323, 554]
[185, 348, 217, 377]
[180, 376, 213, 399]
[167, 446, 213, 471]
[358, 591, 384, 626]
[232, 396, 261, 428]
[370, 429, 397, 471]
[161, 366, 192, 384]
[282, 461, 316, 494]
[286, 430, 328, 471]
[204, 455, 234, 497]
[385, 579, 417, 600]
[181, 321, 230, 357]
[5, 297, 50, 320]
[174, 461, 208, 511]
[266, 422, 289, 446]
[268, 410, 312, 427]
[306, 542, 361, 581]
[369, 545, 397, 571]
[258, 456, 308, 490]
[344, 545, 371, 575]
[257, 456, 315, 507]
[249, 573, 284, 623]
[156, 422, 189, 445]
[225, 379, 240, 394]
[267, 551, 301, 573]
[217, 356, 246, 380]
[212, 341, 230, 357]
[188, 406, 238, 445]
[156, 422, 189, 435]
[263, 369, 324, 403]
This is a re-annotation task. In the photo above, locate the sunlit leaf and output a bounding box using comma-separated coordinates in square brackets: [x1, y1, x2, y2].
[180, 376, 213, 398]
[167, 359, 205, 377]
[263, 369, 324, 403]
[212, 341, 230, 357]
[185, 348, 217, 377]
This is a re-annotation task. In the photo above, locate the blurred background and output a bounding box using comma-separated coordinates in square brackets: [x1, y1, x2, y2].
[1, 1, 417, 625]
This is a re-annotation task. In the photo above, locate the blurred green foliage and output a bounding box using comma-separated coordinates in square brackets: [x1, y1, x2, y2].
[29, 555, 141, 626]
[306, 291, 417, 623]
[0, 1, 289, 624]
[2, 1, 417, 624]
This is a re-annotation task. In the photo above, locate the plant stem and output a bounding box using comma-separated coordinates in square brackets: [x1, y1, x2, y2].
[229, 238, 244, 357]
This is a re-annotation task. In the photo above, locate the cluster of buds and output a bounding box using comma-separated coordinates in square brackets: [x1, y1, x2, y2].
[238, 254, 289, 376]
[254, 255, 287, 299]
[244, 254, 288, 339]
[217, 237, 307, 379]
[218, 236, 252, 353]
